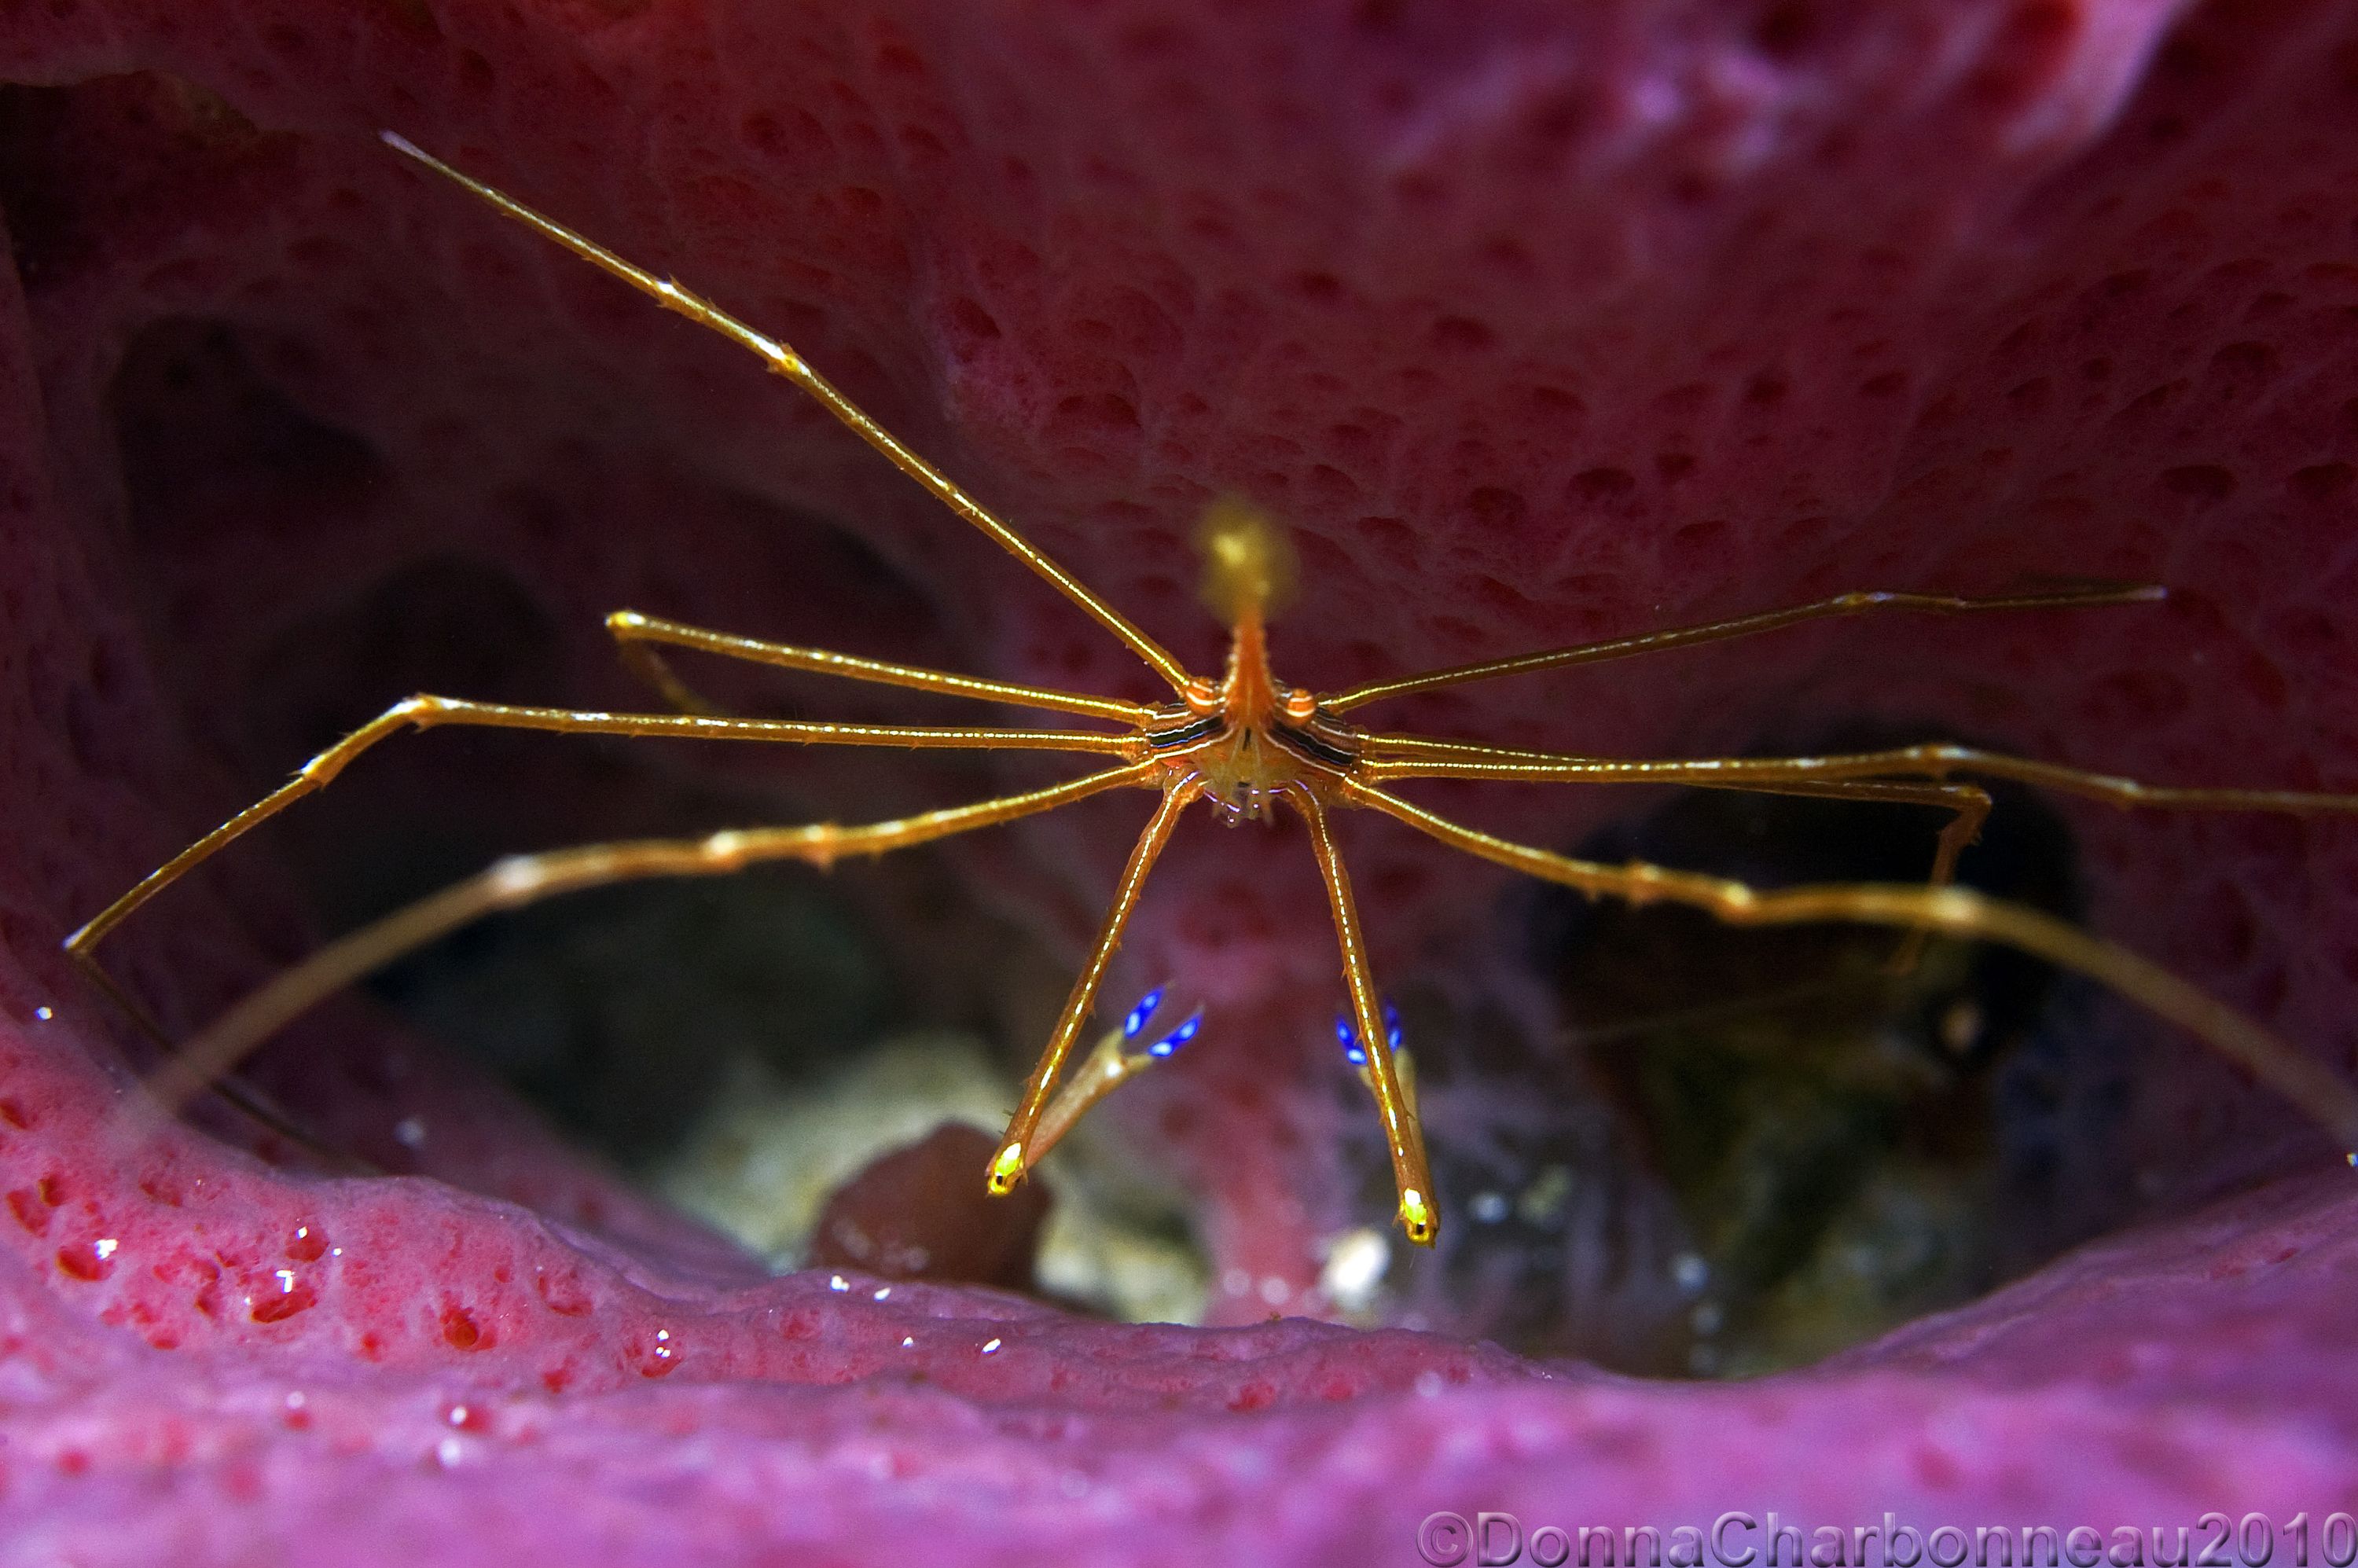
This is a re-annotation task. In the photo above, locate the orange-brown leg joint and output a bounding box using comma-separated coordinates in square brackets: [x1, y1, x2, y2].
[1291, 788, 1438, 1246]
[987, 779, 1200, 1195]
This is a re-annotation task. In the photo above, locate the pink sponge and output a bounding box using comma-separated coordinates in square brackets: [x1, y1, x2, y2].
[2, 0, 2357, 1559]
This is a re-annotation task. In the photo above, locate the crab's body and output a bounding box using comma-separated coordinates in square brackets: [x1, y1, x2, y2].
[1154, 671, 1357, 831]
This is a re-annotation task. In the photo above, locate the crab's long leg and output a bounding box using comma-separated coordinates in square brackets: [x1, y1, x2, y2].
[1359, 735, 2358, 816]
[141, 762, 1159, 1113]
[1342, 778, 2358, 1151]
[987, 778, 1200, 1196]
[69, 692, 1137, 984]
[1325, 582, 2162, 713]
[68, 695, 1138, 1056]
[1291, 788, 1438, 1246]
[1715, 777, 1993, 970]
[605, 611, 1156, 724]
[1364, 728, 2356, 968]
[1366, 758, 1992, 970]
[72, 957, 370, 1170]
[1702, 778, 1994, 880]
[384, 132, 1191, 696]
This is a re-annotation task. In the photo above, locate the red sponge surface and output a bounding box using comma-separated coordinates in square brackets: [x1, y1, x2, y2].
[2, 1, 2357, 1561]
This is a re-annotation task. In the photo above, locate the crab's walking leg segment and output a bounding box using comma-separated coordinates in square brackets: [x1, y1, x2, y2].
[60, 924, 365, 1165]
[606, 611, 1155, 725]
[1680, 777, 1996, 971]
[1360, 736, 2358, 816]
[382, 131, 1191, 696]
[68, 693, 1137, 948]
[1716, 778, 1994, 879]
[1293, 790, 1438, 1246]
[1325, 582, 2165, 713]
[988, 780, 1200, 1195]
[1343, 780, 2358, 1154]
[138, 762, 1159, 1114]
[68, 692, 1137, 993]
[1026, 1028, 1140, 1168]
[1361, 736, 2357, 966]
[66, 695, 1143, 1108]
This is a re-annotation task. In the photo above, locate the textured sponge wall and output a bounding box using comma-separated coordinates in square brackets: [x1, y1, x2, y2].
[1, 0, 2357, 1559]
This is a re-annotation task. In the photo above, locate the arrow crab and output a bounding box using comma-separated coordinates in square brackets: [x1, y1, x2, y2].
[66, 132, 2358, 1262]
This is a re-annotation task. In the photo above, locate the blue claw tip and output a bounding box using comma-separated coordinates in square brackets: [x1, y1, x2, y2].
[1122, 986, 1167, 1041]
[1336, 1003, 1402, 1067]
[1146, 1009, 1202, 1058]
[1334, 1012, 1367, 1067]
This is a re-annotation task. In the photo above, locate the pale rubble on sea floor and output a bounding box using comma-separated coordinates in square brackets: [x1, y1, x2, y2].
[656, 1031, 1214, 1325]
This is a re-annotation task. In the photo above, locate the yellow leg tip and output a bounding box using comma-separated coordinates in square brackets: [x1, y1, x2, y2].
[986, 1140, 1027, 1195]
[1399, 1188, 1437, 1247]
